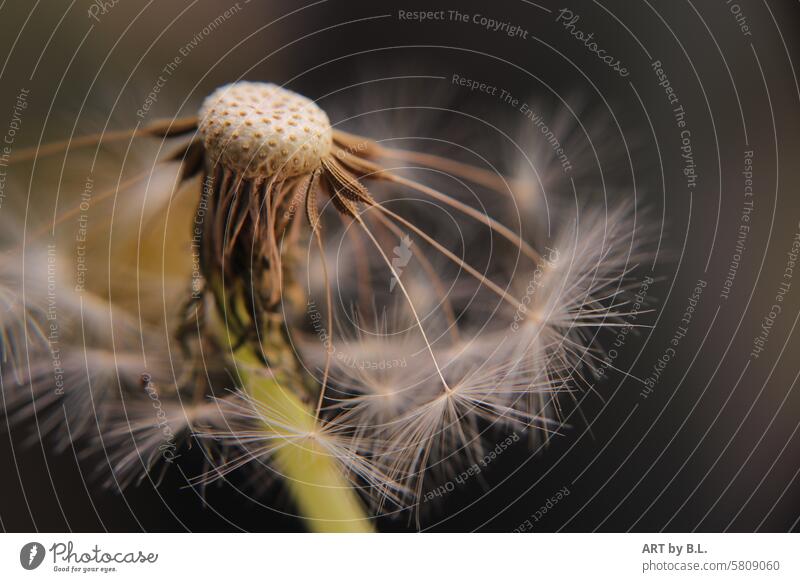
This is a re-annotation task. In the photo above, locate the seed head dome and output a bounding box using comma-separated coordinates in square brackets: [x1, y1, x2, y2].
[198, 82, 333, 180]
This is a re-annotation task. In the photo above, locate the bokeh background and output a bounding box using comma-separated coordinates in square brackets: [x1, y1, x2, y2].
[0, 0, 798, 532]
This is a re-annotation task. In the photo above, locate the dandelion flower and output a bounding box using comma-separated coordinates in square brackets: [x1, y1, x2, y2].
[2, 80, 652, 531]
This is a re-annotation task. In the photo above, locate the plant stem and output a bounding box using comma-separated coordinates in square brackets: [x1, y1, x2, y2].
[234, 346, 374, 533]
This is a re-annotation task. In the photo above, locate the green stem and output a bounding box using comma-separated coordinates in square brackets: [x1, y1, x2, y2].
[234, 346, 374, 533]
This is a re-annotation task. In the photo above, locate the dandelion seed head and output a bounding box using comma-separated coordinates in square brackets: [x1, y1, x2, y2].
[195, 392, 409, 507]
[100, 396, 228, 488]
[320, 315, 443, 428]
[198, 82, 332, 179]
[505, 199, 650, 397]
[0, 251, 50, 381]
[4, 76, 657, 523]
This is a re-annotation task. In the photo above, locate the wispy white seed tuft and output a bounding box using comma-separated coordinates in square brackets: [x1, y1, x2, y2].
[198, 81, 332, 179]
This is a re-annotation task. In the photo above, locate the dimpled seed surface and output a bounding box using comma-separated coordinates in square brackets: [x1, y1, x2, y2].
[198, 82, 333, 180]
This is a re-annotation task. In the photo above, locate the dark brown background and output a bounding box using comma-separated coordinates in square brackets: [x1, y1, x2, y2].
[0, 0, 798, 532]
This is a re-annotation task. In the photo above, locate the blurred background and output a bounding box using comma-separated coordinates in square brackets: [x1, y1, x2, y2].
[0, 0, 798, 532]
